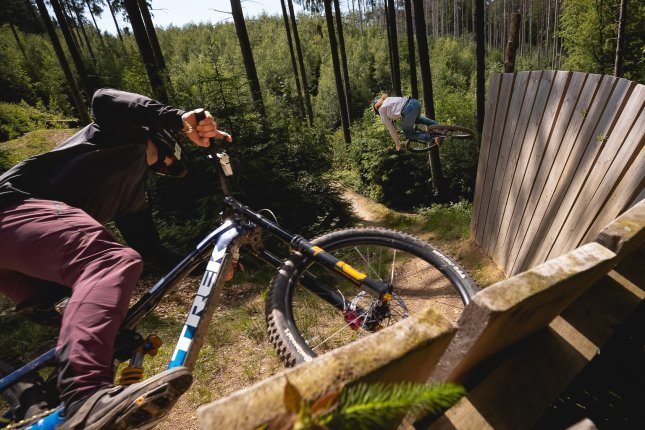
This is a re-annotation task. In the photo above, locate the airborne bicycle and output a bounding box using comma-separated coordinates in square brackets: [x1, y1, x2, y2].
[403, 124, 475, 153]
[0, 113, 478, 428]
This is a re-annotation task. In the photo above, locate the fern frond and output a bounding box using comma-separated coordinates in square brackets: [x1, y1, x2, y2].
[321, 382, 465, 429]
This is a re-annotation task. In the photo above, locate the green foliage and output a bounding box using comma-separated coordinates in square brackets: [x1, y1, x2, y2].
[0, 129, 73, 172]
[0, 101, 72, 142]
[559, 0, 643, 81]
[418, 200, 472, 240]
[559, 0, 615, 74]
[0, 306, 58, 361]
[323, 382, 465, 429]
[430, 38, 476, 93]
[147, 117, 353, 251]
[265, 379, 465, 430]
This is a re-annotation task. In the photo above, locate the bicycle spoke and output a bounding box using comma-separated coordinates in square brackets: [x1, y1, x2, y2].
[309, 309, 370, 352]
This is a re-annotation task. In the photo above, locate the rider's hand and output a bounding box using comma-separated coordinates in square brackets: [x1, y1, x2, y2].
[182, 110, 233, 147]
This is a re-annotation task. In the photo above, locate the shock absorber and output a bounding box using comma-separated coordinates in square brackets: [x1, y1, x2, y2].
[118, 334, 162, 385]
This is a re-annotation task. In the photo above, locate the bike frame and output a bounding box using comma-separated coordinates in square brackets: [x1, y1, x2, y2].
[0, 196, 392, 391]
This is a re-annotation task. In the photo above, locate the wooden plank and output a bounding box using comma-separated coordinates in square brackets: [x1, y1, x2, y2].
[429, 242, 616, 385]
[491, 71, 555, 270]
[557, 88, 645, 254]
[196, 308, 455, 429]
[596, 176, 645, 259]
[501, 72, 588, 273]
[475, 73, 516, 249]
[516, 75, 621, 272]
[425, 266, 642, 430]
[510, 74, 604, 275]
[471, 73, 503, 239]
[497, 71, 571, 270]
[488, 71, 550, 262]
[580, 151, 644, 251]
[527, 77, 635, 270]
[480, 71, 532, 260]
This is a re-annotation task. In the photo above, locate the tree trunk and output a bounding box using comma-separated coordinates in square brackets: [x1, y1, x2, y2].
[613, 0, 626, 77]
[137, 0, 166, 70]
[137, 0, 172, 94]
[386, 0, 402, 96]
[475, 0, 485, 136]
[123, 0, 168, 102]
[412, 0, 445, 201]
[280, 0, 305, 119]
[9, 22, 28, 62]
[61, 0, 84, 55]
[49, 0, 93, 98]
[25, 0, 44, 33]
[334, 0, 353, 121]
[404, 0, 418, 99]
[105, 0, 126, 49]
[323, 0, 351, 143]
[34, 0, 90, 124]
[67, 0, 98, 66]
[84, 0, 107, 49]
[384, 1, 395, 90]
[528, 0, 532, 57]
[288, 0, 313, 125]
[454, 0, 460, 37]
[504, 12, 520, 73]
[230, 0, 266, 118]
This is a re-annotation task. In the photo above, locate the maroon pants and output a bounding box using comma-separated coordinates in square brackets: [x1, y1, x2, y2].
[0, 199, 142, 407]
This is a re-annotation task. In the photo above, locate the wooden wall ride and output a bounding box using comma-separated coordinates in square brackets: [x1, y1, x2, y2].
[471, 71, 644, 276]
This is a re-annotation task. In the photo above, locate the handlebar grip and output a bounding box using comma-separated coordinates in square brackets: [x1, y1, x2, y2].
[192, 108, 226, 149]
[194, 108, 207, 122]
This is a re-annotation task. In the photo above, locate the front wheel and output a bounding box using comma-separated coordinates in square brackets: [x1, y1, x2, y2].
[265, 228, 478, 366]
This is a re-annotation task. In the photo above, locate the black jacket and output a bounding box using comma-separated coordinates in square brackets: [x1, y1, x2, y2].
[0, 88, 187, 268]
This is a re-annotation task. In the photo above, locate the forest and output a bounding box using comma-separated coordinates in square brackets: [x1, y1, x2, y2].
[0, 0, 643, 250]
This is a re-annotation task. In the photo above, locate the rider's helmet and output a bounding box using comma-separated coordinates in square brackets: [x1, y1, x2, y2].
[148, 128, 188, 177]
[371, 97, 380, 115]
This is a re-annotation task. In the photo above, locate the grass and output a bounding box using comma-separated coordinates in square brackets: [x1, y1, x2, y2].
[0, 302, 58, 360]
[417, 199, 472, 241]
[0, 129, 76, 170]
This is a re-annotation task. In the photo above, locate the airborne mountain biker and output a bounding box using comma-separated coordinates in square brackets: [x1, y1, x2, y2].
[372, 94, 440, 151]
[0, 88, 231, 429]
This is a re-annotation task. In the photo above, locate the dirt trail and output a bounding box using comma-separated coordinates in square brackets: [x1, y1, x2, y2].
[343, 189, 384, 223]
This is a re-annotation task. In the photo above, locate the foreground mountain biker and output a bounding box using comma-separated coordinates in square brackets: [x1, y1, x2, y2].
[0, 88, 231, 429]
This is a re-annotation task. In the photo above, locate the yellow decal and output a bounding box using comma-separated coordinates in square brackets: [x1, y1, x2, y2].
[382, 292, 392, 301]
[336, 261, 367, 280]
[312, 246, 324, 256]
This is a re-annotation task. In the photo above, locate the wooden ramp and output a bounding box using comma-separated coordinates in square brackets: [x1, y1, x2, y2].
[421, 199, 644, 430]
[471, 71, 644, 276]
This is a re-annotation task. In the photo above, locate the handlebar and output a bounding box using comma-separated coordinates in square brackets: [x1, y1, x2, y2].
[193, 108, 232, 196]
